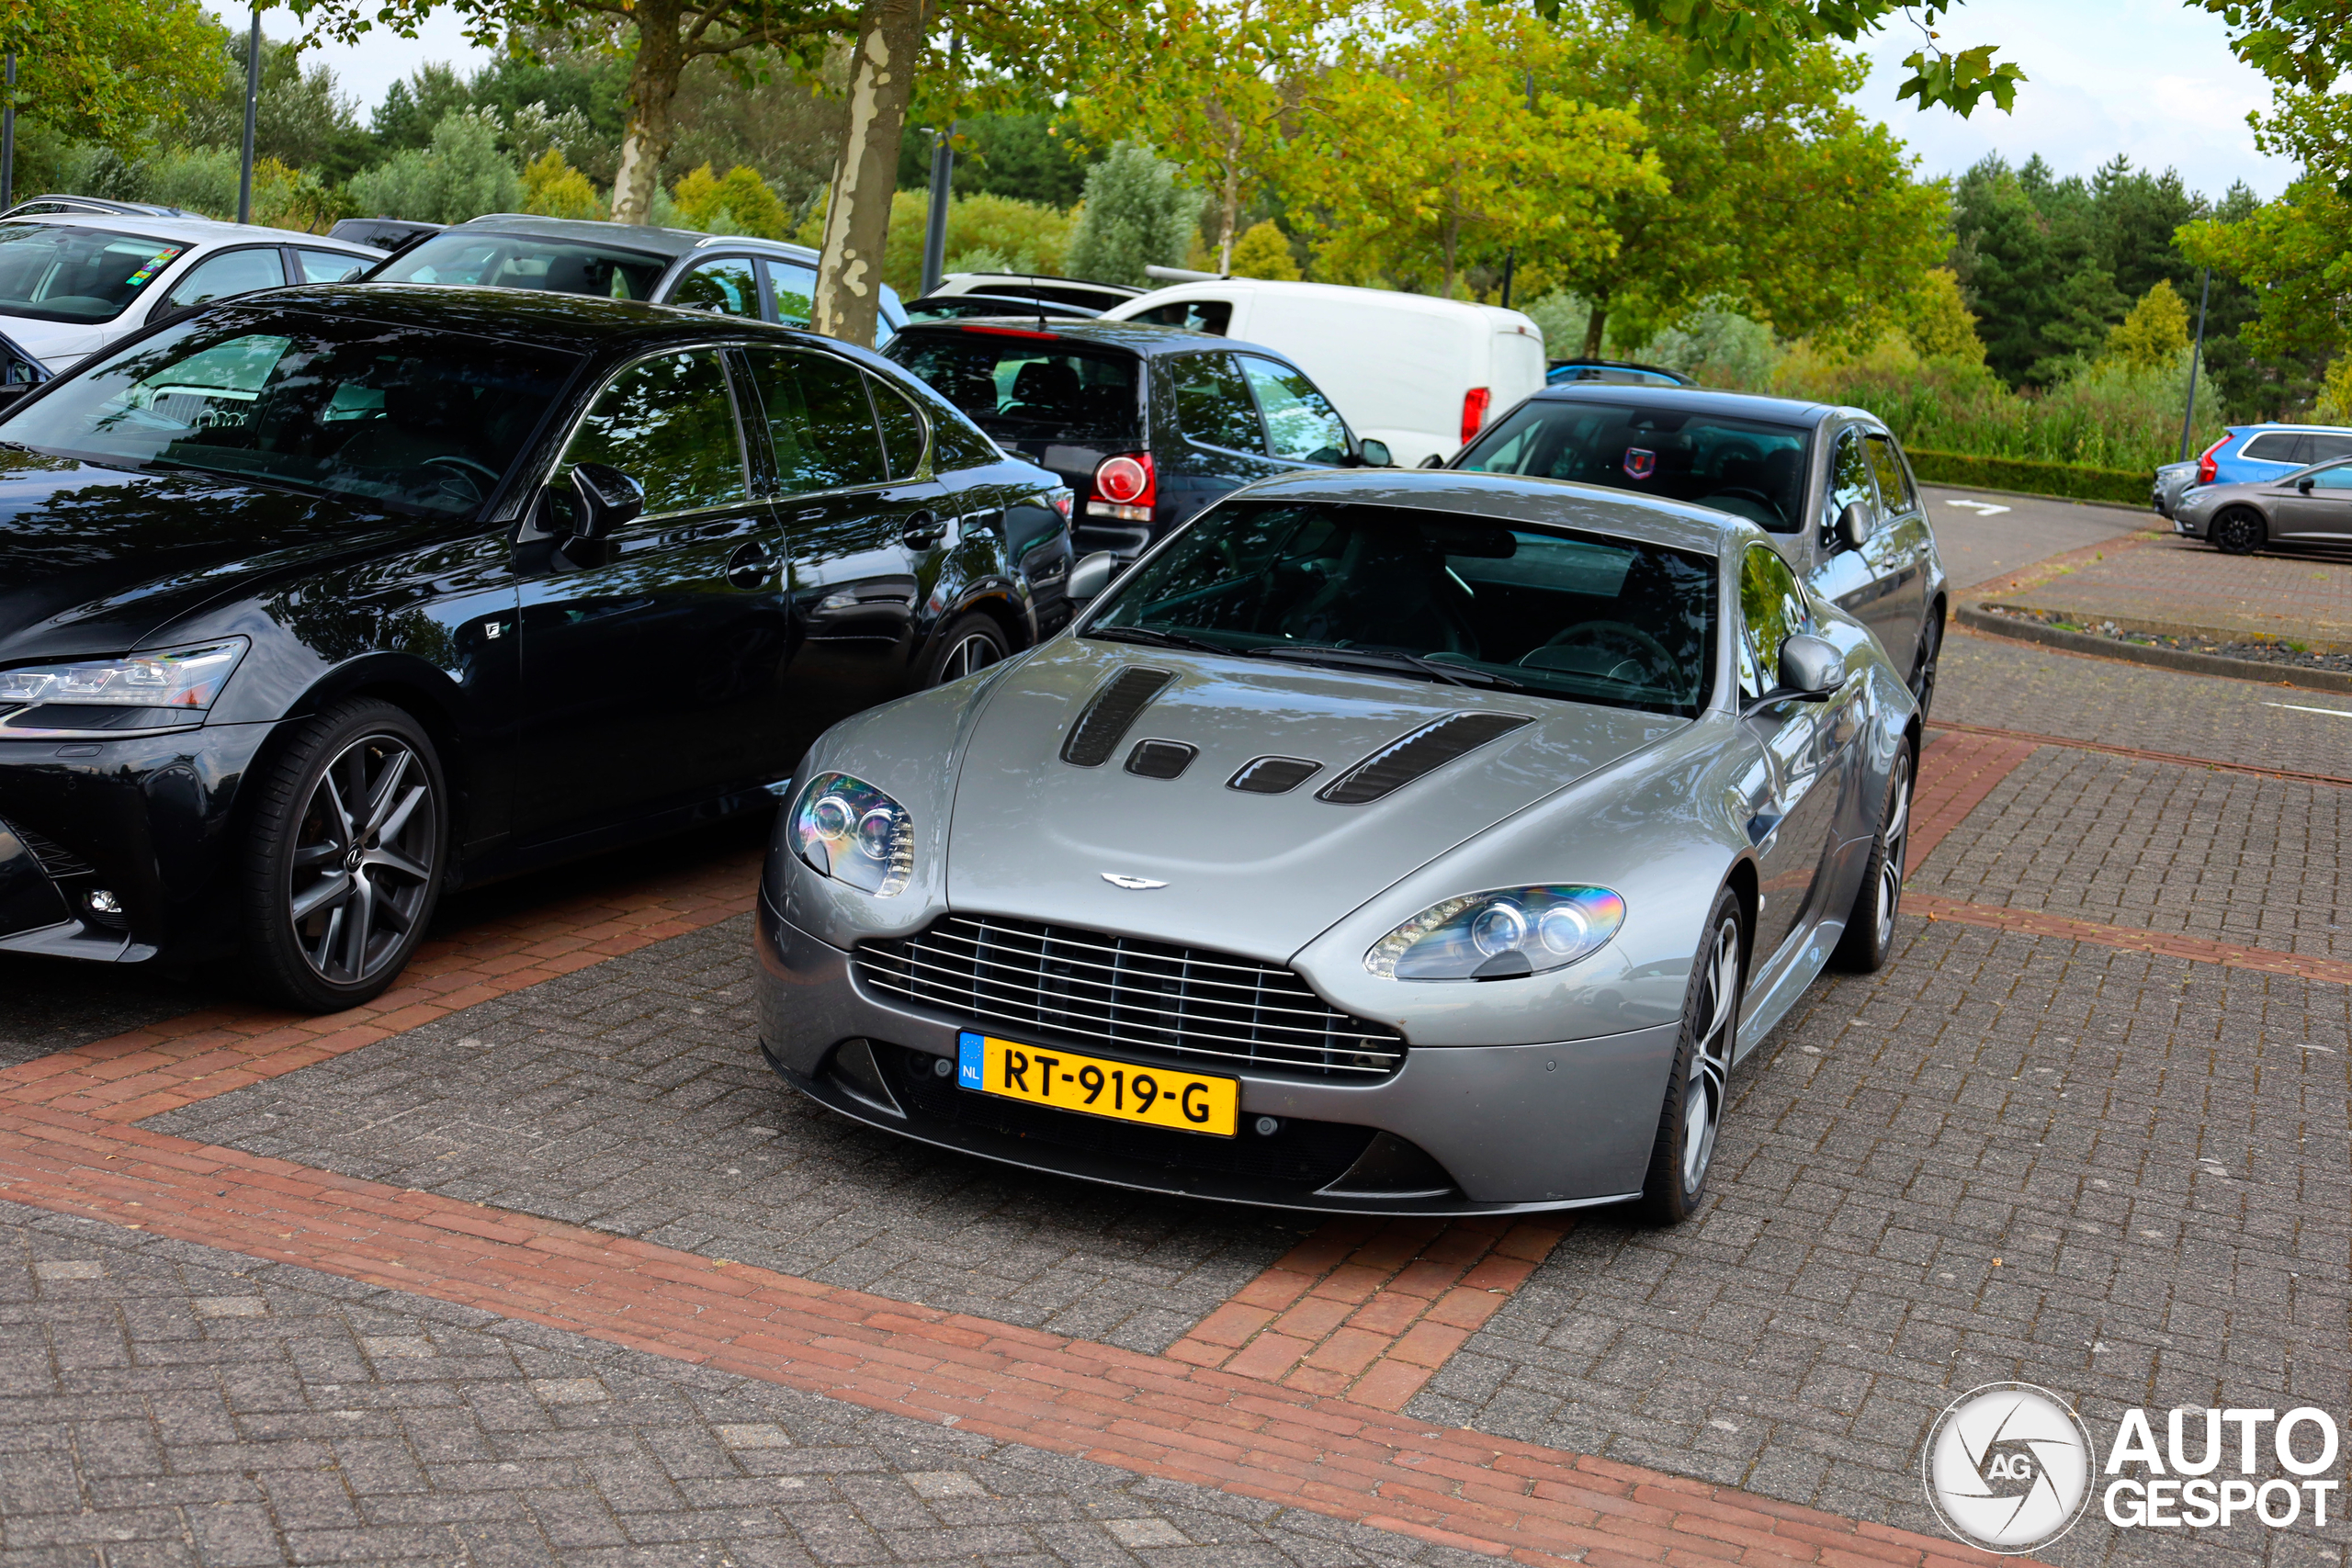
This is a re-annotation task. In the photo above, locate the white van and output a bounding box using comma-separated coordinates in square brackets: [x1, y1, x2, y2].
[1099, 278, 1547, 467]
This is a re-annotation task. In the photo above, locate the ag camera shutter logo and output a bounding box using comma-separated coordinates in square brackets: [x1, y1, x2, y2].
[1923, 1382, 2093, 1552]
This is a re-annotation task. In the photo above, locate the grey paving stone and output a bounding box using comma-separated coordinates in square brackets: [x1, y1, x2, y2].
[0, 1202, 1462, 1568]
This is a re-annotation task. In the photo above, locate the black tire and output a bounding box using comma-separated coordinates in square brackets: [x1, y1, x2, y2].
[1909, 606, 1944, 721]
[1830, 742, 1914, 974]
[240, 698, 447, 1012]
[920, 611, 1011, 688]
[2211, 508, 2267, 555]
[1637, 887, 1745, 1225]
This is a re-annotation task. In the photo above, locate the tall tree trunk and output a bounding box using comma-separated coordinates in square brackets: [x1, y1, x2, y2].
[815, 0, 922, 347]
[1582, 300, 1609, 357]
[610, 0, 684, 225]
[1216, 120, 1243, 272]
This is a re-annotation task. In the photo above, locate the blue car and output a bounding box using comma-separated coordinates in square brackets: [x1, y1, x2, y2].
[2193, 423, 2352, 490]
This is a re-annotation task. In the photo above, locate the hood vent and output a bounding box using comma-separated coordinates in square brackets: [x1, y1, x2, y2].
[1227, 756, 1322, 795]
[1061, 667, 1173, 766]
[1317, 712, 1533, 805]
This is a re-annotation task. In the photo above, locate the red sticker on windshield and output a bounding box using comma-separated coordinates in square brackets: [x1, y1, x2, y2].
[1623, 447, 1657, 479]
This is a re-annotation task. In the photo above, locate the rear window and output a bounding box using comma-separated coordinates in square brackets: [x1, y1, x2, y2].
[1458, 399, 1814, 533]
[886, 329, 1140, 445]
[2240, 432, 2303, 463]
[1125, 299, 1232, 335]
[374, 232, 668, 300]
[0, 223, 187, 324]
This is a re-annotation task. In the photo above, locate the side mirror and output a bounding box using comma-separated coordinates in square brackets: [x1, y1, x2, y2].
[2299, 477, 2315, 493]
[1837, 500, 1873, 550]
[1776, 634, 1844, 700]
[1357, 437, 1393, 468]
[568, 463, 644, 540]
[1067, 550, 1117, 604]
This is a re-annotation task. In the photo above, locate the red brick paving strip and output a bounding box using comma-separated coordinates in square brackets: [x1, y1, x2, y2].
[0, 1103, 2022, 1568]
[1909, 731, 2038, 869]
[1165, 1214, 1574, 1411]
[1908, 893, 2352, 987]
[2, 848, 760, 1124]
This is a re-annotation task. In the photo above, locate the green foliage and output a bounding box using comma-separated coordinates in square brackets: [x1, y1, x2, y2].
[0, 0, 226, 151]
[166, 31, 376, 184]
[1901, 448, 2149, 505]
[897, 113, 1094, 209]
[1904, 268, 1985, 363]
[2107, 280, 2192, 370]
[1228, 220, 1300, 279]
[1520, 293, 1590, 358]
[2315, 354, 2352, 424]
[1063, 142, 1197, 287]
[370, 62, 475, 152]
[1639, 302, 1783, 388]
[521, 148, 603, 220]
[348, 107, 524, 224]
[671, 164, 790, 238]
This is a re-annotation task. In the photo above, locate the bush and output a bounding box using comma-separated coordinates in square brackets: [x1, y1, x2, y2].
[670, 164, 788, 239]
[1062, 142, 1193, 288]
[1228, 220, 1300, 280]
[348, 108, 523, 224]
[1904, 449, 2150, 505]
[521, 149, 603, 220]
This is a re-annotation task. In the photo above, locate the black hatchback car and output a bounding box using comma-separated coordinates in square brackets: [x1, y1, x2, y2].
[0, 286, 1072, 1010]
[885, 320, 1389, 560]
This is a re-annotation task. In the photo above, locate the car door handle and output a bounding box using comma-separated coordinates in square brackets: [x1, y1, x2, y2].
[726, 539, 778, 590]
[901, 511, 944, 548]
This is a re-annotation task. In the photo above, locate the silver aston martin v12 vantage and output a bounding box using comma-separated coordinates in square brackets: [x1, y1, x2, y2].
[753, 469, 1920, 1222]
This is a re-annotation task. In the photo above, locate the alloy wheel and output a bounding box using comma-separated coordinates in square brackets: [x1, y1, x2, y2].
[1876, 752, 1912, 950]
[287, 732, 438, 986]
[1680, 915, 1741, 1193]
[937, 630, 1003, 683]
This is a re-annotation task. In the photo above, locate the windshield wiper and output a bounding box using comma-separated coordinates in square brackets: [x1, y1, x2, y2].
[1244, 644, 1523, 691]
[1083, 624, 1228, 656]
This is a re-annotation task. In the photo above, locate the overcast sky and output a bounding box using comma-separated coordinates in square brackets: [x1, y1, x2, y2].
[218, 0, 2299, 203]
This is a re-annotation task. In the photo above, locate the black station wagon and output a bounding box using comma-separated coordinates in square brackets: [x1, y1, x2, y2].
[885, 319, 1391, 561]
[0, 286, 1071, 1011]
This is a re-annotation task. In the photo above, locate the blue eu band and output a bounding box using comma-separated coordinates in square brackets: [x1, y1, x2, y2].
[956, 1031, 985, 1088]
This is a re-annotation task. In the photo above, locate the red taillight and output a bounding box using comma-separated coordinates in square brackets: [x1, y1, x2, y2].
[961, 322, 1059, 340]
[1094, 453, 1155, 506]
[2196, 434, 2227, 486]
[1461, 387, 1491, 445]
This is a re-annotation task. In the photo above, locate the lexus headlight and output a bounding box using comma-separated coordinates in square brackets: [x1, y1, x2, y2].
[0, 637, 249, 711]
[791, 773, 914, 897]
[1366, 886, 1624, 981]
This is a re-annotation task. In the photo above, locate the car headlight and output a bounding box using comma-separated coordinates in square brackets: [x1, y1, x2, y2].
[0, 637, 249, 711]
[1365, 885, 1625, 980]
[791, 772, 914, 896]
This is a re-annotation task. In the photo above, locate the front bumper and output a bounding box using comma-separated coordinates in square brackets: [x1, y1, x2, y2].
[2173, 511, 2209, 538]
[753, 893, 1678, 1214]
[0, 720, 277, 964]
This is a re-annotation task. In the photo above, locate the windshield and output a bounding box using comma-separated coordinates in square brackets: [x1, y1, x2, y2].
[372, 232, 669, 300]
[0, 310, 579, 515]
[886, 330, 1141, 444]
[1086, 501, 1717, 718]
[1459, 400, 1813, 533]
[0, 223, 187, 324]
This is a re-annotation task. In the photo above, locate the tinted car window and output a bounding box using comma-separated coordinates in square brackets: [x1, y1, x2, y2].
[1088, 500, 1716, 718]
[2241, 432, 2303, 462]
[1826, 428, 1876, 539]
[296, 248, 368, 284]
[767, 260, 817, 327]
[1864, 433, 1917, 513]
[1239, 355, 1349, 462]
[2306, 433, 2352, 463]
[868, 375, 928, 478]
[376, 233, 667, 299]
[1738, 544, 1808, 699]
[562, 351, 747, 516]
[1459, 400, 1814, 533]
[163, 247, 287, 310]
[673, 256, 759, 316]
[886, 330, 1141, 444]
[1125, 299, 1232, 334]
[0, 310, 575, 515]
[742, 346, 888, 493]
[1171, 352, 1263, 452]
[0, 224, 186, 323]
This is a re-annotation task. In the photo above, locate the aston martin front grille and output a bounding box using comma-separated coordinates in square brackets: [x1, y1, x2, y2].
[855, 914, 1408, 1078]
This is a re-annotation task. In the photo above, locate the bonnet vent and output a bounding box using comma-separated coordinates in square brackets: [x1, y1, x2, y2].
[1061, 668, 1174, 766]
[1317, 712, 1533, 805]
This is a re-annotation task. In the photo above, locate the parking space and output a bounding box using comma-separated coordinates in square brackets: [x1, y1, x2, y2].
[1918, 488, 2148, 594]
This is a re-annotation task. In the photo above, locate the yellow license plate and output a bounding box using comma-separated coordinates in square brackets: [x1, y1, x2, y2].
[956, 1031, 1238, 1137]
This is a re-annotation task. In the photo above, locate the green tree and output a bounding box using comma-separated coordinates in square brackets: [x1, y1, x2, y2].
[1228, 219, 1300, 279]
[1063, 141, 1197, 287]
[348, 107, 524, 222]
[521, 147, 602, 218]
[894, 112, 1091, 209]
[370, 62, 475, 151]
[2105, 279, 2191, 370]
[1904, 268, 1985, 363]
[670, 163, 789, 236]
[0, 0, 225, 152]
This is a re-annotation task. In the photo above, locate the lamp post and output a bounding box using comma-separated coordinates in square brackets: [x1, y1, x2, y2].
[236, 5, 263, 224]
[918, 33, 959, 299]
[2177, 265, 2211, 463]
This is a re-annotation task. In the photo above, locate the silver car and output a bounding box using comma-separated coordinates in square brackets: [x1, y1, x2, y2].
[2170, 456, 2352, 553]
[753, 470, 1919, 1221]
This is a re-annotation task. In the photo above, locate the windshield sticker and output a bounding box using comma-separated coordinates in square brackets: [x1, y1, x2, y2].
[124, 247, 185, 288]
[1623, 447, 1657, 480]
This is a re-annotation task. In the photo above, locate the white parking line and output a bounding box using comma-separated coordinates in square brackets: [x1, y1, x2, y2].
[1941, 498, 2012, 516]
[2263, 701, 2352, 718]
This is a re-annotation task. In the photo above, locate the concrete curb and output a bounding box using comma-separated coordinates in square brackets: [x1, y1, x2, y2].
[1957, 600, 2352, 695]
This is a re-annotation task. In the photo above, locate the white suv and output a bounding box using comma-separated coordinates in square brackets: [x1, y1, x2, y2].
[0, 214, 383, 374]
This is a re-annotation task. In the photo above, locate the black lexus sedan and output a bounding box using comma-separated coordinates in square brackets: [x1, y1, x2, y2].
[885, 320, 1389, 560]
[0, 285, 1071, 1010]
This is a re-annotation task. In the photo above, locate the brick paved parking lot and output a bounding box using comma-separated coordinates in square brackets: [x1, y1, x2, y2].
[5, 523, 2351, 1568]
